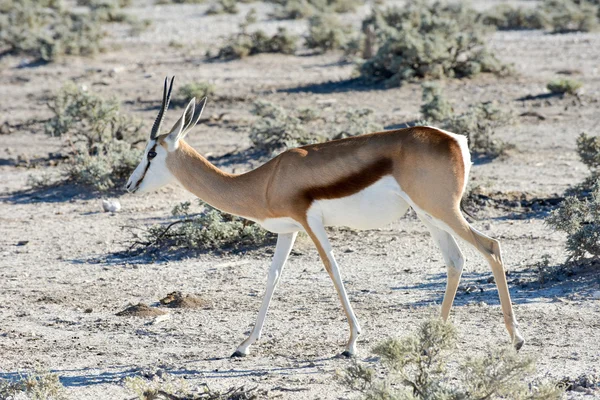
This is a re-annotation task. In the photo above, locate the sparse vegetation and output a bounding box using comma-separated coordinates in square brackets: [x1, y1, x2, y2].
[206, 0, 238, 15]
[125, 375, 260, 400]
[269, 0, 361, 20]
[332, 108, 383, 139]
[249, 100, 324, 154]
[0, 368, 68, 400]
[217, 27, 298, 60]
[304, 13, 354, 53]
[546, 182, 600, 261]
[420, 83, 515, 158]
[44, 84, 144, 191]
[542, 0, 599, 33]
[176, 82, 216, 107]
[359, 2, 508, 87]
[482, 4, 547, 30]
[547, 78, 583, 95]
[341, 319, 564, 400]
[130, 200, 272, 254]
[155, 0, 205, 4]
[0, 0, 105, 61]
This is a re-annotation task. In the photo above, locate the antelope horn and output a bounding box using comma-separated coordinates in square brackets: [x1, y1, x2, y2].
[150, 76, 175, 139]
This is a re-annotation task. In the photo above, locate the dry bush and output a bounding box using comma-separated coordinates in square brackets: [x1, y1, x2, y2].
[175, 82, 216, 107]
[206, 0, 238, 15]
[420, 82, 454, 121]
[249, 100, 323, 153]
[541, 0, 599, 33]
[332, 108, 383, 139]
[359, 1, 508, 87]
[155, 0, 205, 4]
[342, 319, 564, 400]
[269, 0, 361, 20]
[482, 4, 547, 30]
[547, 78, 583, 95]
[126, 375, 259, 400]
[546, 133, 600, 261]
[420, 83, 514, 158]
[0, 368, 68, 400]
[546, 183, 600, 261]
[217, 27, 297, 59]
[0, 0, 105, 61]
[304, 13, 354, 53]
[44, 84, 144, 191]
[132, 200, 272, 254]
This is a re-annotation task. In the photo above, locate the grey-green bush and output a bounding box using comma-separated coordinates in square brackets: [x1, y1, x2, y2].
[547, 78, 583, 95]
[342, 318, 564, 400]
[0, 0, 105, 61]
[359, 2, 508, 87]
[206, 0, 238, 15]
[542, 0, 599, 33]
[217, 27, 298, 59]
[0, 368, 68, 400]
[546, 182, 600, 261]
[135, 200, 272, 253]
[332, 108, 383, 140]
[269, 0, 361, 20]
[175, 82, 216, 107]
[304, 13, 353, 53]
[420, 83, 514, 158]
[249, 100, 322, 153]
[482, 4, 547, 30]
[44, 84, 144, 191]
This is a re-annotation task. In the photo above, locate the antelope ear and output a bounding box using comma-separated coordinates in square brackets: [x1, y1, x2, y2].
[164, 98, 196, 150]
[181, 97, 207, 137]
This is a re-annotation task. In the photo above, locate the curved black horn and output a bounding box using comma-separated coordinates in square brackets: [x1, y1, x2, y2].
[150, 76, 175, 139]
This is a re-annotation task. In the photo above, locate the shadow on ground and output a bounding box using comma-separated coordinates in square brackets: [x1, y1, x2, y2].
[0, 183, 107, 204]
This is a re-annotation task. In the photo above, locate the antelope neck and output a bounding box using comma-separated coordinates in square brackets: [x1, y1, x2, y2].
[165, 141, 268, 219]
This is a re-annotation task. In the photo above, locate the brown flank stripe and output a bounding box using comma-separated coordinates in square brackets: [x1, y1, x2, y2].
[304, 158, 393, 201]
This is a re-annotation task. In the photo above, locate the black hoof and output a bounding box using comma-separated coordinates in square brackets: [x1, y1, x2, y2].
[230, 350, 246, 358]
[340, 351, 354, 358]
[514, 339, 525, 351]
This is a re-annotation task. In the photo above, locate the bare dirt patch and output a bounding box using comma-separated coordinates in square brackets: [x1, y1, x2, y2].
[159, 291, 211, 309]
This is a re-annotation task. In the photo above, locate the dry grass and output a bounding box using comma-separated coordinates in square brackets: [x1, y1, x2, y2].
[341, 318, 564, 400]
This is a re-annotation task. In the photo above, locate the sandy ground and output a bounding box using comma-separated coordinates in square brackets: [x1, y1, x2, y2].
[1, 0, 600, 399]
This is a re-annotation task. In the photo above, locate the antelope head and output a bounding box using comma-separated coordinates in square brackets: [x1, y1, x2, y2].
[126, 77, 207, 194]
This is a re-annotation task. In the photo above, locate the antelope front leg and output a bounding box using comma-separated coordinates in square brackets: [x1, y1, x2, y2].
[305, 217, 361, 357]
[232, 232, 297, 357]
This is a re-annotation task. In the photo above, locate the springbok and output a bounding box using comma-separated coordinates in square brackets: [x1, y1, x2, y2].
[126, 77, 524, 357]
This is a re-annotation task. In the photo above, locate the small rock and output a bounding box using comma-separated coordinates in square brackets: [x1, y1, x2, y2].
[16, 240, 29, 246]
[102, 199, 121, 213]
[84, 308, 93, 313]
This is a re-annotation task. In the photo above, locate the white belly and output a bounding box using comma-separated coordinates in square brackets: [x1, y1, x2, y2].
[256, 175, 409, 233]
[309, 175, 409, 230]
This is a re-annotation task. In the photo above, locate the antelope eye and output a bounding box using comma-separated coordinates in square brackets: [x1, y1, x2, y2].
[148, 151, 157, 159]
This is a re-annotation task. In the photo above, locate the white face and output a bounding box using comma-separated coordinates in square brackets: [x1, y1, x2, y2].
[125, 139, 175, 194]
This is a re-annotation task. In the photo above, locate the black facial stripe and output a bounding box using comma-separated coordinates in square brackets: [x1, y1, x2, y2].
[132, 144, 157, 190]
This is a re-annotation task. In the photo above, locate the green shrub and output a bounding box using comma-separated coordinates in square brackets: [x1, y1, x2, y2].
[342, 319, 564, 400]
[44, 84, 144, 191]
[332, 108, 383, 140]
[133, 200, 272, 253]
[249, 100, 322, 153]
[206, 0, 238, 15]
[359, 2, 508, 87]
[269, 0, 361, 20]
[420, 82, 454, 121]
[546, 182, 600, 261]
[175, 82, 215, 107]
[0, 0, 105, 61]
[304, 13, 353, 53]
[125, 375, 259, 400]
[541, 0, 599, 33]
[420, 84, 514, 158]
[482, 4, 547, 30]
[217, 27, 297, 59]
[0, 368, 68, 400]
[155, 0, 205, 4]
[547, 78, 583, 95]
